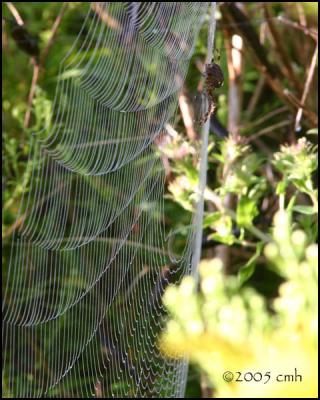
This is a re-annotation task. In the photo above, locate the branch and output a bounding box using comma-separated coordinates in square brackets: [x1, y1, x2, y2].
[243, 106, 289, 132]
[278, 16, 318, 41]
[5, 2, 23, 25]
[263, 3, 303, 93]
[245, 75, 266, 120]
[295, 45, 318, 131]
[18, 3, 68, 128]
[39, 3, 68, 67]
[219, 3, 318, 127]
[245, 119, 292, 144]
[178, 87, 198, 140]
[223, 27, 243, 137]
[24, 63, 40, 128]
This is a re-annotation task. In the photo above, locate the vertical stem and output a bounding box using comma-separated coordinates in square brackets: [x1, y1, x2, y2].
[191, 2, 217, 280]
[279, 193, 285, 212]
[216, 28, 243, 270]
[183, 5, 217, 398]
[225, 31, 243, 138]
[295, 45, 318, 132]
[24, 60, 40, 128]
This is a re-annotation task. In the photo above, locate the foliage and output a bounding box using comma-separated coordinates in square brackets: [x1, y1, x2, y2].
[161, 209, 318, 398]
[273, 137, 318, 211]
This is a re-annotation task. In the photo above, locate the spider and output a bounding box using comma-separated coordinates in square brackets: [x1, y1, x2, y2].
[199, 51, 224, 125]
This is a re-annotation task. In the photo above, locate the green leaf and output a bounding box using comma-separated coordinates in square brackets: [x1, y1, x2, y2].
[276, 181, 287, 195]
[212, 153, 224, 163]
[238, 261, 256, 285]
[203, 212, 222, 228]
[286, 194, 297, 214]
[207, 212, 235, 245]
[208, 232, 235, 245]
[236, 196, 258, 227]
[238, 243, 263, 285]
[292, 205, 317, 215]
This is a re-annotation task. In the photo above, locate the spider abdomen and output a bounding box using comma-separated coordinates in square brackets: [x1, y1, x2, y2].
[204, 62, 224, 91]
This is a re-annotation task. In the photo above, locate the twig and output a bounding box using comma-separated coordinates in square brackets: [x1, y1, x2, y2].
[178, 88, 198, 140]
[243, 106, 289, 131]
[40, 3, 68, 67]
[220, 3, 318, 127]
[296, 3, 307, 27]
[246, 75, 266, 120]
[263, 3, 303, 93]
[218, 23, 243, 269]
[284, 89, 318, 125]
[5, 2, 23, 25]
[219, 3, 279, 77]
[295, 45, 318, 131]
[278, 16, 318, 41]
[91, 2, 121, 31]
[21, 3, 68, 128]
[5, 2, 36, 128]
[24, 61, 39, 128]
[223, 29, 243, 137]
[245, 120, 292, 144]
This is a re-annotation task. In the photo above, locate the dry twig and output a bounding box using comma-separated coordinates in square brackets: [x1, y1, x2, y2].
[5, 2, 69, 128]
[295, 45, 318, 131]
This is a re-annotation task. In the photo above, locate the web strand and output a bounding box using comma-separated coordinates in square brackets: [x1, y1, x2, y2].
[2, 3, 212, 398]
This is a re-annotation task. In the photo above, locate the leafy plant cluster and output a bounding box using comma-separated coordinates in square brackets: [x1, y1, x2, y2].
[161, 207, 318, 397]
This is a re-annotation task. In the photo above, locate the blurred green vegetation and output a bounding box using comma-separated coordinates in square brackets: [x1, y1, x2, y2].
[2, 2, 318, 398]
[162, 201, 318, 398]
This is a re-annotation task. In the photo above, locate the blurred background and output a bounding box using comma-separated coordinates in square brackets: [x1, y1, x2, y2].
[2, 2, 318, 398]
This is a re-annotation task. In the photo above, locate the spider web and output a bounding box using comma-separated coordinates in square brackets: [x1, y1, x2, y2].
[2, 2, 211, 397]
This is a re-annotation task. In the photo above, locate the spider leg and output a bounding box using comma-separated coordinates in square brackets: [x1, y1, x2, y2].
[208, 94, 216, 116]
[199, 95, 211, 125]
[204, 93, 216, 124]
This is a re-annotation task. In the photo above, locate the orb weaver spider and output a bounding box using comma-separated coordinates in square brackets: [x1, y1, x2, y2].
[199, 49, 224, 125]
